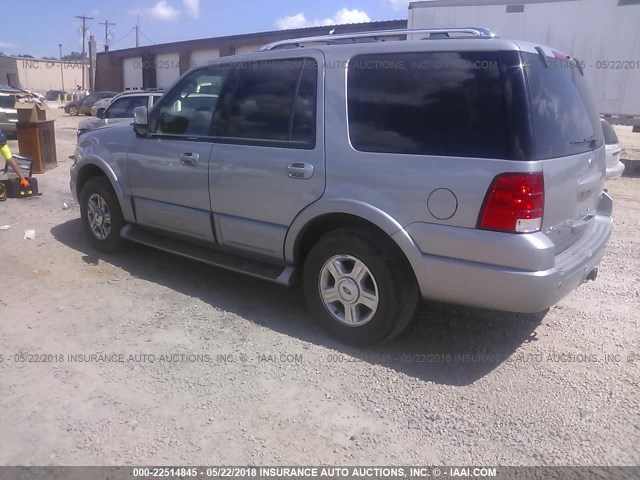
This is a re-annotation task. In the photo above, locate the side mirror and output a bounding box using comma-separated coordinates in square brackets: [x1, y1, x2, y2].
[133, 106, 149, 136]
[97, 109, 105, 119]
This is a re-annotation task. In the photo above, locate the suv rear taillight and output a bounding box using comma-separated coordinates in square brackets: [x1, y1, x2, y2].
[478, 172, 544, 233]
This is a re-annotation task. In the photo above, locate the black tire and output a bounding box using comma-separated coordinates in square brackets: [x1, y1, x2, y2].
[79, 176, 125, 253]
[303, 227, 419, 346]
[0, 182, 6, 202]
[68, 105, 79, 116]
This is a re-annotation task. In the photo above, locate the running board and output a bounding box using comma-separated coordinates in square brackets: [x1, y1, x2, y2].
[121, 225, 295, 286]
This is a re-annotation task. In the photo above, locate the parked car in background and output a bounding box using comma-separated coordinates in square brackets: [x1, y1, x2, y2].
[90, 97, 115, 117]
[65, 91, 118, 116]
[0, 87, 20, 136]
[78, 91, 163, 137]
[72, 28, 613, 345]
[600, 118, 625, 180]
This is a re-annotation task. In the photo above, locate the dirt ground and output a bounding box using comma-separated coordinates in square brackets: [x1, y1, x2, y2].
[0, 108, 638, 467]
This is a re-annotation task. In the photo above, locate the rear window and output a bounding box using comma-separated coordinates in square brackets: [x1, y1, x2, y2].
[347, 52, 509, 159]
[523, 52, 603, 158]
[600, 119, 619, 145]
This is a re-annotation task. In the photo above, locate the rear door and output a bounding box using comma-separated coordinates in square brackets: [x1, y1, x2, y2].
[521, 48, 606, 252]
[208, 54, 324, 260]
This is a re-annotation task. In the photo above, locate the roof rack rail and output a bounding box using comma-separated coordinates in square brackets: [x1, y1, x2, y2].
[259, 27, 497, 51]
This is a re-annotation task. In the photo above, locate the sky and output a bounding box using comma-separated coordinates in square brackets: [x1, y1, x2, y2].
[0, 0, 411, 58]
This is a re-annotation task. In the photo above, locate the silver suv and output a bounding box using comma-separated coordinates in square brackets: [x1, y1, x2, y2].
[71, 28, 613, 345]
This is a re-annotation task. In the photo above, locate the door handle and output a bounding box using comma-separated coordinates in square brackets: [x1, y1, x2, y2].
[287, 162, 314, 179]
[180, 153, 199, 166]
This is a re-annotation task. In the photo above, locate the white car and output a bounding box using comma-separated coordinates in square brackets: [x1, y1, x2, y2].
[600, 118, 625, 180]
[90, 97, 114, 117]
[78, 91, 163, 137]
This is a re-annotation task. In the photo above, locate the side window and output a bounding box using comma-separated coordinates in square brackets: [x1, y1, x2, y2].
[291, 60, 317, 144]
[155, 66, 231, 137]
[218, 58, 316, 145]
[106, 96, 148, 118]
[347, 52, 508, 159]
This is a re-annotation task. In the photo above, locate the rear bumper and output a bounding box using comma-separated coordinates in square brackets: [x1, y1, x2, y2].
[399, 193, 613, 313]
[606, 161, 625, 180]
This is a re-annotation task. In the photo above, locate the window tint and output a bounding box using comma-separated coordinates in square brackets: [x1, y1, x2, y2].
[524, 52, 603, 158]
[156, 66, 230, 136]
[220, 59, 316, 143]
[105, 96, 148, 118]
[291, 60, 317, 144]
[348, 52, 508, 158]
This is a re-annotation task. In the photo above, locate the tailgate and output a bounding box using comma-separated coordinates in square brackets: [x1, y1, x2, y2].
[522, 49, 607, 253]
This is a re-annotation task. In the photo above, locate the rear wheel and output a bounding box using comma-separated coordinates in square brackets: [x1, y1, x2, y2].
[303, 227, 419, 346]
[80, 177, 124, 253]
[68, 105, 79, 116]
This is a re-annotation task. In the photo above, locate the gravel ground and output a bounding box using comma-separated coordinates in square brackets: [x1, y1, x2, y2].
[0, 108, 638, 466]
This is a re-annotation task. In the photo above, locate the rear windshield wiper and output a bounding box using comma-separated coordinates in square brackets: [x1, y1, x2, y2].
[569, 136, 597, 144]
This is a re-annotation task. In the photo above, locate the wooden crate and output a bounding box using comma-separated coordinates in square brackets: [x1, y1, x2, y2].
[16, 120, 57, 174]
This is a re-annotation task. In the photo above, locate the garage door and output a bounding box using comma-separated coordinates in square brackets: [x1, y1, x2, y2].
[156, 53, 181, 89]
[191, 49, 220, 68]
[123, 57, 143, 90]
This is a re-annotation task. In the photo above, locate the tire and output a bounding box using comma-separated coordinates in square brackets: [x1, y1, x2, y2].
[68, 105, 79, 116]
[303, 227, 419, 346]
[0, 182, 6, 202]
[79, 176, 125, 253]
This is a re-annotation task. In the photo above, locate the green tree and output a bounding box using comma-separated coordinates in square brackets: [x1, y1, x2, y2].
[62, 51, 86, 61]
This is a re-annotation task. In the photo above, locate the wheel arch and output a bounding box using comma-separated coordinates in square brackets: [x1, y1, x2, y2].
[285, 200, 422, 285]
[75, 158, 135, 223]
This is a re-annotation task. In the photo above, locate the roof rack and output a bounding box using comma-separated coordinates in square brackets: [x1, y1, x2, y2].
[259, 27, 497, 51]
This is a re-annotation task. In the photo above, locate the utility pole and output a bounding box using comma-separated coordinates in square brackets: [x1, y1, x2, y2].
[58, 44, 65, 94]
[75, 14, 93, 89]
[99, 20, 115, 52]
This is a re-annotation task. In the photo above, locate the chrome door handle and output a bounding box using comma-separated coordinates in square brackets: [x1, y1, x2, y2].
[180, 153, 199, 166]
[287, 162, 313, 179]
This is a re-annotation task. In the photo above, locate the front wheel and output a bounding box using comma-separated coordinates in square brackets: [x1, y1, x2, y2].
[68, 105, 79, 116]
[303, 227, 419, 346]
[79, 177, 125, 253]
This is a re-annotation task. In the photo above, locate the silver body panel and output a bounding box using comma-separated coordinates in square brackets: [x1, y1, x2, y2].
[71, 32, 613, 313]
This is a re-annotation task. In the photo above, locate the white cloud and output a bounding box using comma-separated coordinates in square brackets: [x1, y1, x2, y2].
[334, 8, 371, 24]
[276, 8, 371, 30]
[131, 1, 180, 22]
[183, 0, 200, 19]
[384, 0, 411, 10]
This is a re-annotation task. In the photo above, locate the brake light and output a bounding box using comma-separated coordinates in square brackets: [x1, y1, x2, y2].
[478, 172, 544, 233]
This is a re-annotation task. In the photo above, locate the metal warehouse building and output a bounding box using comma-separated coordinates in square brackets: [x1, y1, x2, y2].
[95, 20, 407, 92]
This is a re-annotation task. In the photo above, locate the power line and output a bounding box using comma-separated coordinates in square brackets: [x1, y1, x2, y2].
[140, 30, 156, 45]
[109, 28, 135, 47]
